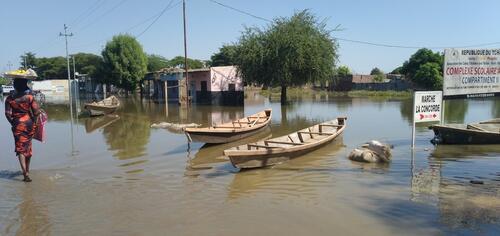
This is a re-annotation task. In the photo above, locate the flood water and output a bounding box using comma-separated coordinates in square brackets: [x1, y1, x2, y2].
[1, 91, 499, 235]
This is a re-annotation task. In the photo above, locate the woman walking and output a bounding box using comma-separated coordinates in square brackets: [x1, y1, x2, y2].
[4, 69, 40, 182]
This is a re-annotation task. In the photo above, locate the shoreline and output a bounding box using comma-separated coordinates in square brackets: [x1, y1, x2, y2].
[253, 87, 412, 98]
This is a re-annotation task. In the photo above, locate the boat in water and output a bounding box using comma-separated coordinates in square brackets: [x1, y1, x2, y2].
[84, 96, 120, 116]
[223, 116, 347, 169]
[184, 109, 272, 144]
[429, 119, 500, 145]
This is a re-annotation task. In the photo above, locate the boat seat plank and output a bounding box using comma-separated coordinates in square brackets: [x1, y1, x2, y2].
[480, 118, 500, 124]
[247, 144, 282, 149]
[319, 124, 342, 128]
[264, 140, 304, 146]
[213, 125, 246, 129]
[297, 131, 334, 135]
[467, 124, 487, 132]
[250, 115, 261, 126]
[232, 120, 244, 127]
[297, 133, 304, 143]
[247, 116, 267, 119]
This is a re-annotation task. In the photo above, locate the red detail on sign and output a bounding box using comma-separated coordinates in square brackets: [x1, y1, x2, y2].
[433, 114, 437, 118]
[420, 114, 424, 120]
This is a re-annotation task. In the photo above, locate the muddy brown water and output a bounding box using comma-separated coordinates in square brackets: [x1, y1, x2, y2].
[0, 92, 499, 235]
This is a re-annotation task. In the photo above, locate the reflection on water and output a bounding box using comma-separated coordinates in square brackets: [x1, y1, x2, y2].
[187, 127, 272, 170]
[227, 138, 344, 200]
[444, 99, 469, 123]
[103, 114, 151, 160]
[493, 98, 500, 118]
[0, 92, 499, 235]
[84, 115, 120, 133]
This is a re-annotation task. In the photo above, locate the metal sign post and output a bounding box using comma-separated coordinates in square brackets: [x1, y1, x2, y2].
[412, 91, 443, 148]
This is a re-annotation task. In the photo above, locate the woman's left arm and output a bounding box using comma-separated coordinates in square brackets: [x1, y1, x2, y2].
[30, 95, 41, 118]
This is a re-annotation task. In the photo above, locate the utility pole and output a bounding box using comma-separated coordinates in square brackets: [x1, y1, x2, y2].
[182, 0, 189, 106]
[7, 61, 12, 71]
[60, 24, 74, 101]
[60, 24, 77, 155]
[72, 55, 76, 80]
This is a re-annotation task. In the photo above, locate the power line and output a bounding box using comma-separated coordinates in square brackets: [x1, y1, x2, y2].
[73, 0, 182, 49]
[77, 0, 129, 33]
[209, 0, 271, 22]
[70, 0, 107, 28]
[27, 0, 105, 56]
[208, 0, 500, 50]
[333, 37, 500, 49]
[135, 0, 179, 38]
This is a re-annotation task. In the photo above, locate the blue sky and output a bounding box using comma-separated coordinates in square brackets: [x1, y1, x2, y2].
[1, 0, 500, 74]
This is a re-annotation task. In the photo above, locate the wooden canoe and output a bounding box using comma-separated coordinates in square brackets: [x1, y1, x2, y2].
[184, 109, 272, 144]
[429, 118, 500, 145]
[223, 116, 347, 169]
[84, 96, 120, 116]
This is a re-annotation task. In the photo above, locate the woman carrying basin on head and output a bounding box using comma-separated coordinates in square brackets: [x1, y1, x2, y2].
[4, 69, 41, 182]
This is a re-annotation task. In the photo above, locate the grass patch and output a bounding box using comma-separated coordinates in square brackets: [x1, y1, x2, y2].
[258, 87, 411, 98]
[346, 90, 411, 98]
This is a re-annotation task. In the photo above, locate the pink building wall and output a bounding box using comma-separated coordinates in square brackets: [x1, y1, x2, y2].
[188, 70, 210, 92]
[209, 66, 243, 92]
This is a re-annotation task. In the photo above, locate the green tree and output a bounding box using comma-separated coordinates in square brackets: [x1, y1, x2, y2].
[370, 67, 383, 75]
[370, 67, 385, 82]
[210, 44, 237, 66]
[400, 48, 443, 89]
[102, 34, 148, 91]
[73, 53, 105, 82]
[35, 56, 67, 79]
[336, 65, 351, 77]
[20, 52, 37, 69]
[168, 56, 205, 69]
[147, 54, 169, 72]
[413, 62, 443, 90]
[391, 66, 403, 74]
[234, 10, 338, 104]
[0, 77, 10, 85]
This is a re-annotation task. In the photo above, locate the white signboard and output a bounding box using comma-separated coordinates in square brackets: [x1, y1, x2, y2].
[414, 91, 442, 123]
[444, 48, 500, 97]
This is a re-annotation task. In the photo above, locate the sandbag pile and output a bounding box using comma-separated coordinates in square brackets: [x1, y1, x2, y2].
[348, 140, 392, 163]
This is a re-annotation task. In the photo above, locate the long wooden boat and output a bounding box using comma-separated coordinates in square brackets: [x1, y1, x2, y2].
[84, 114, 120, 133]
[84, 96, 120, 116]
[184, 109, 272, 144]
[223, 116, 347, 169]
[429, 118, 500, 145]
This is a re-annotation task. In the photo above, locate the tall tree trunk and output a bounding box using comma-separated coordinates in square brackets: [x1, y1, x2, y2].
[280, 85, 287, 105]
[280, 103, 288, 123]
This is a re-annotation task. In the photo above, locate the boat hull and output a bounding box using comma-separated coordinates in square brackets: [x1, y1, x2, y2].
[84, 96, 120, 116]
[229, 136, 342, 169]
[430, 125, 500, 145]
[185, 109, 272, 144]
[224, 117, 347, 169]
[85, 106, 118, 116]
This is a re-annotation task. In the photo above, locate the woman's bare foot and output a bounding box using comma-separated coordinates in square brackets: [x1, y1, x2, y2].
[23, 175, 32, 182]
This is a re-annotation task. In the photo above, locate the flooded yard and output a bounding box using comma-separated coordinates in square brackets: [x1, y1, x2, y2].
[1, 91, 499, 235]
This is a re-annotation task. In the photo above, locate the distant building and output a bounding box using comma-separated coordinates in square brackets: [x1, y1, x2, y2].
[32, 79, 74, 103]
[332, 74, 410, 91]
[142, 65, 243, 105]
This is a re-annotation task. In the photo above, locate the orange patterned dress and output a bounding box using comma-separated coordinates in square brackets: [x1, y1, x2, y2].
[4, 91, 40, 158]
